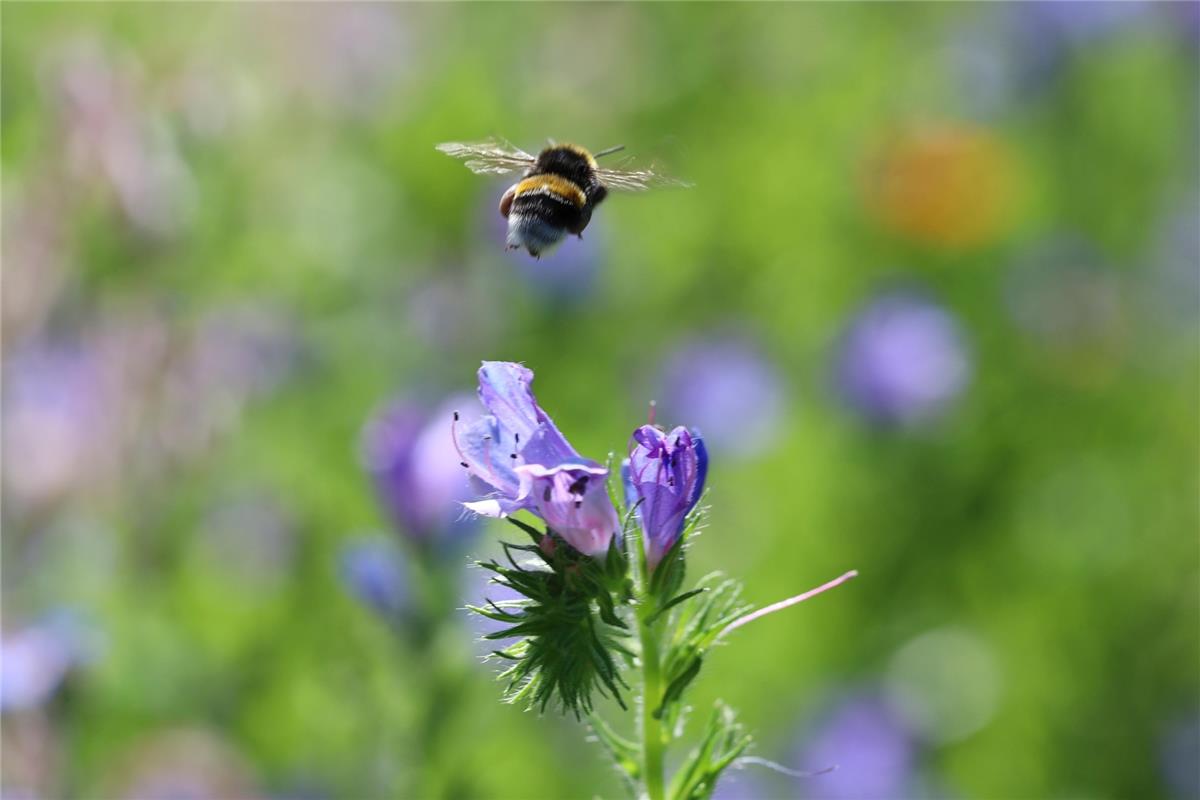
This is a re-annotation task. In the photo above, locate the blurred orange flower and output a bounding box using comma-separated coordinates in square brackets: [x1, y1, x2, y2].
[864, 124, 1020, 251]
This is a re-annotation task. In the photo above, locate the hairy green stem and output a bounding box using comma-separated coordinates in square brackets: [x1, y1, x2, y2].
[638, 612, 666, 800]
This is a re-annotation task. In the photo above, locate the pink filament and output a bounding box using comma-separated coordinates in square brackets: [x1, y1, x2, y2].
[720, 570, 859, 638]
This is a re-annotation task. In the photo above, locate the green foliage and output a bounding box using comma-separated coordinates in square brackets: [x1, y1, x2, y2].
[654, 577, 749, 725]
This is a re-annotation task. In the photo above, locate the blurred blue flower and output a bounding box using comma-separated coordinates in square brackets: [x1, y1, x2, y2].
[833, 291, 971, 427]
[1160, 714, 1200, 800]
[338, 537, 409, 618]
[656, 334, 786, 458]
[455, 361, 619, 556]
[1021, 0, 1156, 46]
[623, 425, 708, 569]
[795, 694, 919, 800]
[361, 394, 479, 545]
[1, 611, 100, 713]
[1148, 200, 1200, 328]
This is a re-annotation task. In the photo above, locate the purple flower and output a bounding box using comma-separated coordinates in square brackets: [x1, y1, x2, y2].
[360, 395, 478, 543]
[623, 425, 708, 570]
[833, 291, 971, 427]
[795, 694, 919, 800]
[655, 334, 786, 458]
[1, 611, 100, 713]
[338, 536, 408, 618]
[453, 362, 619, 557]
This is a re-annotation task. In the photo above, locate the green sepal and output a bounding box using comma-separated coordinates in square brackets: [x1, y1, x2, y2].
[589, 715, 641, 797]
[646, 587, 709, 626]
[469, 519, 633, 719]
[505, 515, 545, 545]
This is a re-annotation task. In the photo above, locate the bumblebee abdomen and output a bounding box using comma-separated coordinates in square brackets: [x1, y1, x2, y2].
[508, 174, 586, 231]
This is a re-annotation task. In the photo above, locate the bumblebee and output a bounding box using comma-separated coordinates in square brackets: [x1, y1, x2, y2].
[437, 138, 688, 258]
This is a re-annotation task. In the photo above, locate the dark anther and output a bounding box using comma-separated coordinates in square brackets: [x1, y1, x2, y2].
[510, 453, 518, 459]
[568, 475, 589, 495]
[575, 500, 582, 509]
[460, 461, 469, 468]
[515, 432, 520, 443]
[543, 486, 552, 502]
[453, 411, 460, 421]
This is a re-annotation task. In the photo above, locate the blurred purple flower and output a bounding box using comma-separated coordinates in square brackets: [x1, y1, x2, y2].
[795, 694, 919, 800]
[338, 537, 409, 619]
[656, 335, 786, 457]
[1021, 1, 1156, 45]
[1, 342, 116, 511]
[259, 4, 416, 118]
[1, 612, 100, 713]
[361, 394, 478, 544]
[1007, 1, 1164, 90]
[1160, 714, 1200, 800]
[623, 425, 708, 570]
[833, 291, 971, 427]
[49, 39, 194, 237]
[111, 728, 260, 800]
[454, 362, 619, 557]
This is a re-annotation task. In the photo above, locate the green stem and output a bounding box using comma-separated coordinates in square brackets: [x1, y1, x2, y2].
[638, 612, 666, 800]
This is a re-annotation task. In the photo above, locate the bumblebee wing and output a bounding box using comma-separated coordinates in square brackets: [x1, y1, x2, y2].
[594, 164, 693, 192]
[435, 139, 536, 176]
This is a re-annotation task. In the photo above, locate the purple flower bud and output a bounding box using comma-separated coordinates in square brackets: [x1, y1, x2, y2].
[833, 291, 971, 427]
[623, 425, 708, 570]
[360, 395, 478, 542]
[455, 362, 620, 556]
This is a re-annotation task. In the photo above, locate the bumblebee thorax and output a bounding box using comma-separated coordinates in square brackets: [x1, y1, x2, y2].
[533, 144, 598, 188]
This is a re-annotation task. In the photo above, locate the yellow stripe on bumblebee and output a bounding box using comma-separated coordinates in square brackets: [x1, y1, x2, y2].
[512, 174, 587, 208]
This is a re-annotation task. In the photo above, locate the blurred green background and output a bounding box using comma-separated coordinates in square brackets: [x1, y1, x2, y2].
[2, 3, 1197, 799]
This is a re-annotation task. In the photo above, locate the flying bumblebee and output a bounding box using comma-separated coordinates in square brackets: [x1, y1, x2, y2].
[436, 138, 689, 258]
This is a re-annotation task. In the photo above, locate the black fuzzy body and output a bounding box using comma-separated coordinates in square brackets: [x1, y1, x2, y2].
[527, 145, 609, 232]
